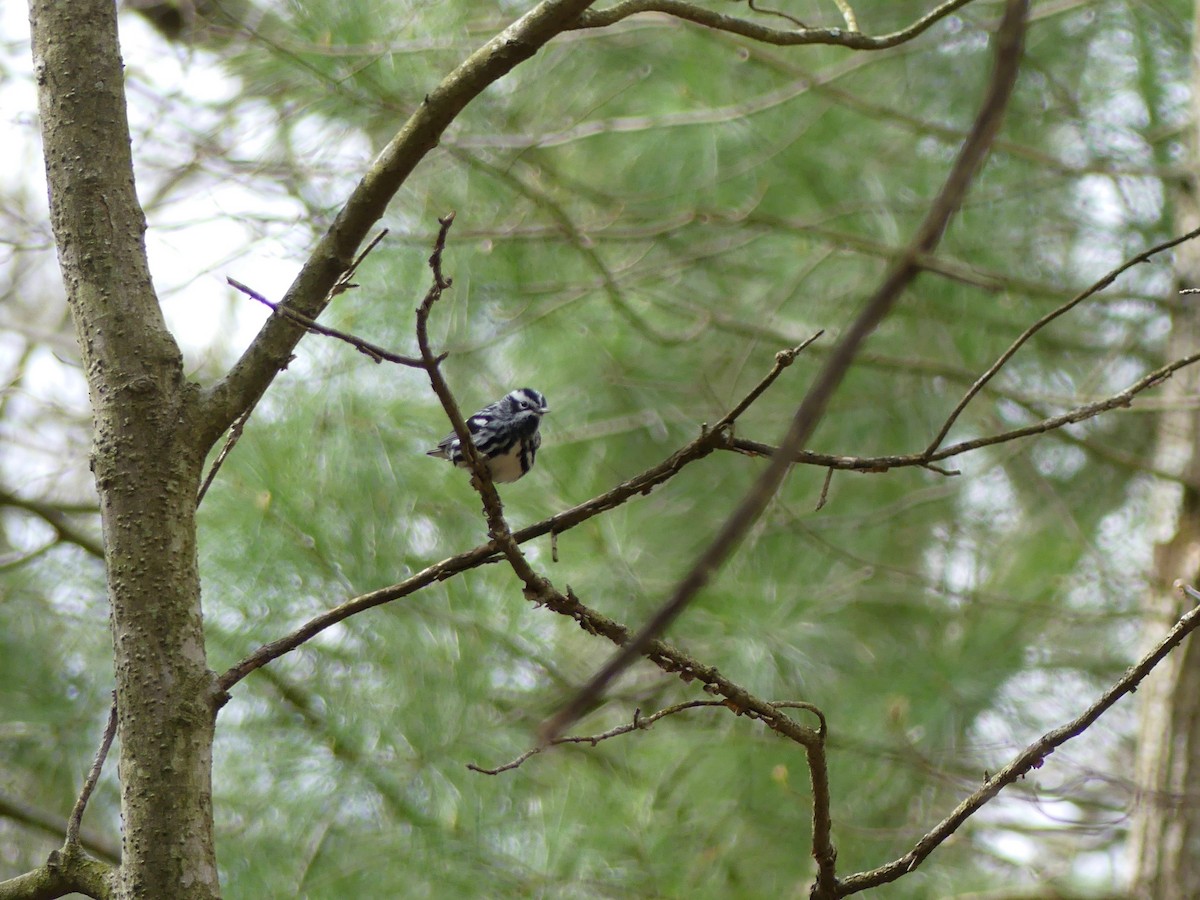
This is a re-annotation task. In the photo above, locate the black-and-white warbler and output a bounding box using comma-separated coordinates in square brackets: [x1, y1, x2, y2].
[427, 387, 550, 483]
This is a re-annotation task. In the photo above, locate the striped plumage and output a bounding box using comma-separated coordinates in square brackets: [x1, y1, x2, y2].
[427, 388, 549, 483]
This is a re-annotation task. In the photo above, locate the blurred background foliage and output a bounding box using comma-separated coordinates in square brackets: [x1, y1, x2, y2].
[1, 0, 1194, 895]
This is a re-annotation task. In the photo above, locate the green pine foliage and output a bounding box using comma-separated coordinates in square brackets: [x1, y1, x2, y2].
[4, 0, 1198, 896]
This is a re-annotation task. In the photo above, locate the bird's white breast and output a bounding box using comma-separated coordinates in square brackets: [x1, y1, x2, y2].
[484, 444, 526, 483]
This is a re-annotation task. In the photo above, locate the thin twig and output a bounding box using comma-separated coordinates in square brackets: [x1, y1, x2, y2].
[831, 0, 858, 31]
[196, 394, 260, 506]
[808, 728, 836, 899]
[726, 347, 1200, 473]
[745, 0, 808, 30]
[541, 0, 1028, 747]
[835, 582, 1200, 896]
[200, 234, 394, 504]
[414, 214, 548, 594]
[572, 0, 977, 50]
[227, 277, 427, 368]
[330, 228, 389, 298]
[925, 224, 1200, 457]
[64, 695, 117, 849]
[468, 699, 827, 775]
[216, 337, 822, 692]
[0, 791, 119, 864]
[466, 745, 542, 776]
[815, 467, 834, 511]
[710, 332, 824, 431]
[469, 701, 720, 774]
[412, 213, 543, 591]
[415, 215, 650, 701]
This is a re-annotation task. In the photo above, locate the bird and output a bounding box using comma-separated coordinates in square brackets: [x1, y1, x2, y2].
[427, 387, 550, 483]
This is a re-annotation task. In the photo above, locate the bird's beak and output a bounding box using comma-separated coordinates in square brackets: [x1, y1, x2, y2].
[540, 405, 550, 415]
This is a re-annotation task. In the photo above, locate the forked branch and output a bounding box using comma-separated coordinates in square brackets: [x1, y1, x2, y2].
[198, 0, 603, 450]
[413, 213, 555, 598]
[835, 584, 1200, 896]
[0, 844, 114, 900]
[572, 0, 977, 49]
[724, 346, 1200, 474]
[64, 697, 117, 850]
[226, 273, 425, 368]
[925, 224, 1200, 456]
[215, 330, 822, 693]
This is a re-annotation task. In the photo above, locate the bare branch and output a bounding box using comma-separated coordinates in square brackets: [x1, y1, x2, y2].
[710, 332, 824, 429]
[64, 697, 117, 851]
[205, 320, 1189, 706]
[541, 0, 1028, 745]
[808, 729, 837, 899]
[199, 0, 606, 450]
[412, 213, 556, 599]
[745, 0, 808, 30]
[196, 395, 261, 506]
[814, 467, 835, 510]
[215, 298, 824, 751]
[835, 583, 1200, 896]
[215, 336, 821, 692]
[0, 487, 103, 560]
[226, 277, 426, 368]
[520, 584, 828, 749]
[336, 228, 390, 294]
[724, 347, 1200, 473]
[572, 0, 977, 50]
[199, 233, 413, 503]
[467, 746, 541, 777]
[219, 565, 823, 750]
[468, 700, 826, 774]
[924, 225, 1200, 456]
[469, 701, 724, 774]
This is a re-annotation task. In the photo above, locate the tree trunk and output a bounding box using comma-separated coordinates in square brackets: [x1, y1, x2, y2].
[1129, 5, 1200, 895]
[28, 1, 220, 897]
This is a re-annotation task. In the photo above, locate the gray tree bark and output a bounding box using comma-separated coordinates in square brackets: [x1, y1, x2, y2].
[18, 3, 606, 894]
[28, 1, 220, 897]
